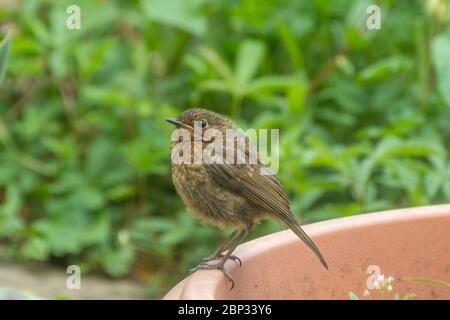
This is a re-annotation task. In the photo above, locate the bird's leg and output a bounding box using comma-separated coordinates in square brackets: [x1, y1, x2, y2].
[189, 227, 250, 290]
[201, 229, 241, 265]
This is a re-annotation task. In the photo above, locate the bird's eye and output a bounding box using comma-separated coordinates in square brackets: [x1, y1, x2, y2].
[178, 136, 183, 142]
[197, 119, 208, 128]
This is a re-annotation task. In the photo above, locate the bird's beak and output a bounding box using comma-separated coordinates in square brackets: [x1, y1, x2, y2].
[165, 117, 191, 129]
[165, 117, 183, 126]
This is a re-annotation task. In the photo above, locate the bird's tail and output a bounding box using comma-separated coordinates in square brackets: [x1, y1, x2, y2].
[282, 213, 329, 270]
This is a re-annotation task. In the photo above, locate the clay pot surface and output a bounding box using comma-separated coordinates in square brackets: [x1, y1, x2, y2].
[164, 205, 450, 300]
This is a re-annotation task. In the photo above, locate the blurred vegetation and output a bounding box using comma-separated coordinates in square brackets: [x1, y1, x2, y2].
[0, 0, 450, 298]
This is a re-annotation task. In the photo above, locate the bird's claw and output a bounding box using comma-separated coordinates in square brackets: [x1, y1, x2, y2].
[201, 253, 242, 267]
[188, 262, 235, 290]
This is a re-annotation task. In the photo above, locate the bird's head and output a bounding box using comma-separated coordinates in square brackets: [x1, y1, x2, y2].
[166, 108, 237, 163]
[165, 108, 234, 133]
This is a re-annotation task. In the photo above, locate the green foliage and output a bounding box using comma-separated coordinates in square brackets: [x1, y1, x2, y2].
[348, 291, 360, 300]
[432, 27, 450, 106]
[1, 0, 450, 298]
[0, 34, 11, 84]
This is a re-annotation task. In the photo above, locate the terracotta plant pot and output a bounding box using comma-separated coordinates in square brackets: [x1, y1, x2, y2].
[163, 205, 450, 300]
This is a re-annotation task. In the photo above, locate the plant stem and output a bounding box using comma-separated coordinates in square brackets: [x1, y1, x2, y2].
[401, 277, 450, 288]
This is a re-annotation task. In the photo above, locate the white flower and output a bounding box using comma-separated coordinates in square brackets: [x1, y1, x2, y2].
[373, 280, 380, 288]
[387, 276, 394, 283]
[363, 289, 370, 296]
[377, 274, 385, 282]
[387, 285, 393, 292]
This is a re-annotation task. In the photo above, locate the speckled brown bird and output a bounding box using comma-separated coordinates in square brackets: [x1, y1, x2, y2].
[166, 108, 328, 288]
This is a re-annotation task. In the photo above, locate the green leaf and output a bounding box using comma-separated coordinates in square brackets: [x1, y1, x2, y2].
[0, 34, 11, 85]
[0, 186, 24, 237]
[275, 19, 303, 69]
[235, 39, 265, 86]
[80, 212, 110, 246]
[21, 237, 50, 260]
[121, 135, 168, 174]
[98, 246, 134, 276]
[246, 75, 304, 95]
[348, 292, 360, 300]
[199, 46, 234, 85]
[346, 0, 371, 27]
[372, 138, 442, 162]
[198, 79, 229, 93]
[432, 29, 450, 107]
[402, 293, 417, 300]
[141, 0, 207, 36]
[358, 56, 412, 83]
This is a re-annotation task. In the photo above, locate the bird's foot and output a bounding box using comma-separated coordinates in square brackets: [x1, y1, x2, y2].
[201, 253, 242, 267]
[188, 262, 235, 290]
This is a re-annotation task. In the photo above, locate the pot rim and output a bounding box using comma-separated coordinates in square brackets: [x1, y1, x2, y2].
[163, 204, 450, 300]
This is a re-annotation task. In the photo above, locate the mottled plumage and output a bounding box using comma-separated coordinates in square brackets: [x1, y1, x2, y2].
[166, 108, 328, 288]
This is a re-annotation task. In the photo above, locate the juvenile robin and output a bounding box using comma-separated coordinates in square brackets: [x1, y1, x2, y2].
[166, 108, 328, 289]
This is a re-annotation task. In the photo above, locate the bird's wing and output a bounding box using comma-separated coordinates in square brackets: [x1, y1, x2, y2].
[206, 162, 328, 269]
